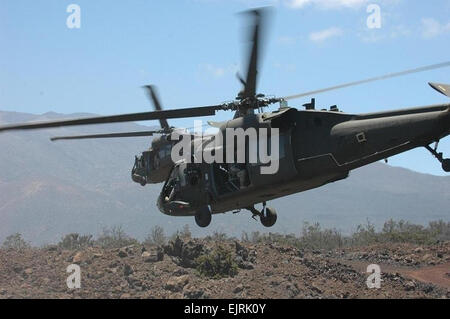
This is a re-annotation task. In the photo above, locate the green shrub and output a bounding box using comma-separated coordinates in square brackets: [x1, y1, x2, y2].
[58, 233, 93, 250]
[351, 220, 380, 246]
[180, 224, 192, 240]
[169, 224, 192, 242]
[428, 220, 450, 242]
[249, 231, 264, 243]
[241, 231, 250, 242]
[144, 225, 166, 246]
[299, 222, 343, 250]
[196, 245, 238, 279]
[205, 231, 228, 242]
[95, 226, 138, 249]
[380, 219, 449, 245]
[2, 233, 31, 251]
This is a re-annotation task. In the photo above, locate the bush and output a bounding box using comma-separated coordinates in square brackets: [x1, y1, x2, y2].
[180, 225, 192, 240]
[205, 231, 228, 242]
[2, 233, 30, 251]
[380, 219, 448, 245]
[209, 220, 450, 250]
[249, 231, 263, 243]
[144, 225, 167, 246]
[428, 220, 450, 242]
[350, 220, 380, 246]
[58, 233, 93, 250]
[95, 226, 138, 249]
[196, 245, 238, 279]
[299, 222, 343, 250]
[169, 225, 192, 242]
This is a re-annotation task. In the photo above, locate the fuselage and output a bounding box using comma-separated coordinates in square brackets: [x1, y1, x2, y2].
[155, 103, 450, 217]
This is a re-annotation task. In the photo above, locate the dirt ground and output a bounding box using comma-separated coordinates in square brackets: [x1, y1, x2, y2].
[0, 239, 449, 299]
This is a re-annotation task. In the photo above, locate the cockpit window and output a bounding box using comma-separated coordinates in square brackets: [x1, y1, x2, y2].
[162, 166, 180, 202]
[158, 144, 172, 159]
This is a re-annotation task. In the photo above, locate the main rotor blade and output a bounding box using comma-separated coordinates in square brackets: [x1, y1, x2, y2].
[144, 85, 170, 130]
[0, 105, 221, 133]
[51, 130, 161, 142]
[242, 8, 270, 99]
[282, 61, 450, 101]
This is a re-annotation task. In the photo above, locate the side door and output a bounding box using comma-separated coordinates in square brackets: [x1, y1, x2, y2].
[247, 130, 297, 186]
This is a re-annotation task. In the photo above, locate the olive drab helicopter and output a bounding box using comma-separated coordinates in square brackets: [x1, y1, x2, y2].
[1, 8, 449, 228]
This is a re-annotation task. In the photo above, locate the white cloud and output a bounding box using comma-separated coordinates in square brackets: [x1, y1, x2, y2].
[309, 26, 343, 42]
[287, 0, 368, 9]
[201, 64, 227, 78]
[421, 18, 450, 39]
[274, 62, 297, 72]
[357, 31, 384, 43]
[199, 63, 239, 79]
[277, 35, 298, 45]
[389, 25, 411, 39]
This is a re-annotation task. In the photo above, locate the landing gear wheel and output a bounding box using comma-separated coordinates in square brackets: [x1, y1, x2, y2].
[260, 207, 277, 228]
[195, 206, 212, 228]
[442, 159, 450, 173]
[425, 144, 450, 173]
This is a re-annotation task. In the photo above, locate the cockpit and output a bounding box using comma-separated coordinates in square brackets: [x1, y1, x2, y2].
[131, 151, 151, 186]
[157, 161, 206, 216]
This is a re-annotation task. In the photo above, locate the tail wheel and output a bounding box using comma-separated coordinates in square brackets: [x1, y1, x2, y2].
[260, 207, 277, 228]
[195, 206, 212, 228]
[443, 159, 450, 173]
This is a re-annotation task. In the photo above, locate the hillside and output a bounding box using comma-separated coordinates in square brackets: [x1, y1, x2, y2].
[0, 110, 449, 245]
[0, 237, 449, 299]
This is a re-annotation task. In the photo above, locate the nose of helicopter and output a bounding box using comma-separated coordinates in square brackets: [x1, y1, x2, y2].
[157, 194, 194, 217]
[156, 194, 167, 215]
[446, 108, 450, 134]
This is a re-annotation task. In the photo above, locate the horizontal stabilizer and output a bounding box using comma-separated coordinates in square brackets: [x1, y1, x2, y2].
[207, 121, 225, 128]
[429, 82, 450, 98]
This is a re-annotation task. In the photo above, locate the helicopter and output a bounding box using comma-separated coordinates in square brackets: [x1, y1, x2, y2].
[0, 8, 449, 228]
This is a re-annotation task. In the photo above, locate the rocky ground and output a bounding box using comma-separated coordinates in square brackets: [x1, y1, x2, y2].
[0, 238, 449, 299]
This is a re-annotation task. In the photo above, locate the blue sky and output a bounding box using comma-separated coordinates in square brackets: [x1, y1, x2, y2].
[1, 0, 450, 175]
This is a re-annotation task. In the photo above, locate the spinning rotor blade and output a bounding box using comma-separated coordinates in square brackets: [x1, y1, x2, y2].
[242, 8, 270, 99]
[143, 85, 170, 130]
[282, 61, 450, 101]
[50, 130, 161, 142]
[0, 105, 222, 133]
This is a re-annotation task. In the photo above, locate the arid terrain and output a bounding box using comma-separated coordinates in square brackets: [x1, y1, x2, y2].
[0, 237, 449, 299]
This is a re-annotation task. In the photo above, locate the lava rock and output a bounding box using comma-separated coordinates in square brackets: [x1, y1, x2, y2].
[165, 275, 190, 292]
